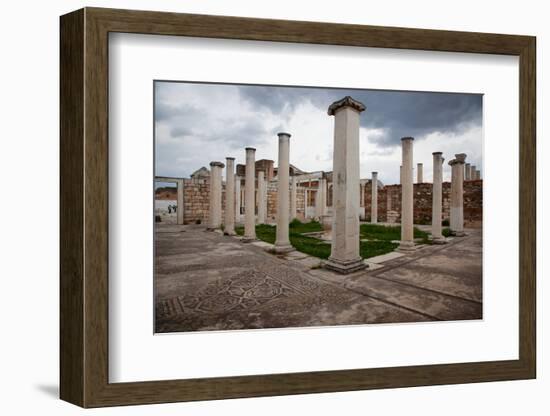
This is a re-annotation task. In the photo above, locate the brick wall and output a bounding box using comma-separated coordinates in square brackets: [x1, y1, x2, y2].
[361, 180, 482, 227]
[266, 181, 306, 222]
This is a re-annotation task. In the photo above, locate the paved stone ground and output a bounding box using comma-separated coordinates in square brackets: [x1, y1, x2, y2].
[155, 224, 482, 333]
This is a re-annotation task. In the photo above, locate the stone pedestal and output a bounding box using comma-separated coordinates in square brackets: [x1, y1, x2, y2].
[431, 152, 446, 244]
[207, 161, 224, 230]
[324, 96, 367, 274]
[224, 157, 236, 235]
[290, 176, 297, 220]
[243, 147, 256, 241]
[257, 171, 267, 224]
[274, 132, 294, 253]
[235, 175, 242, 223]
[417, 163, 423, 183]
[371, 172, 378, 223]
[449, 153, 467, 237]
[398, 137, 415, 252]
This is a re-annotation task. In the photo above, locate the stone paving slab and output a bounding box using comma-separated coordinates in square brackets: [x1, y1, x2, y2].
[367, 251, 405, 264]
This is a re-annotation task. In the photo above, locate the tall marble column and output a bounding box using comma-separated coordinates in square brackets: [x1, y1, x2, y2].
[324, 96, 367, 273]
[274, 132, 293, 253]
[465, 163, 471, 180]
[243, 147, 256, 241]
[290, 176, 297, 220]
[417, 163, 423, 183]
[399, 137, 415, 251]
[257, 171, 267, 224]
[449, 153, 467, 236]
[235, 175, 242, 223]
[400, 165, 403, 185]
[431, 152, 445, 243]
[224, 157, 236, 235]
[315, 178, 327, 218]
[470, 165, 476, 180]
[371, 172, 378, 224]
[176, 179, 184, 225]
[207, 161, 224, 230]
[475, 170, 481, 180]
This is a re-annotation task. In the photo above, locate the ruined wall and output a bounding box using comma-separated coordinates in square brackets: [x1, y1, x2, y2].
[362, 180, 483, 227]
[266, 181, 306, 222]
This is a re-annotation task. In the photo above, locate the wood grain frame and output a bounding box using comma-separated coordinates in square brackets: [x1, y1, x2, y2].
[60, 7, 536, 408]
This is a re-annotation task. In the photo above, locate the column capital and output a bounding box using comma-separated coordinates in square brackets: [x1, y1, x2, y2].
[277, 132, 291, 139]
[372, 171, 378, 176]
[245, 147, 256, 152]
[401, 136, 415, 142]
[210, 161, 225, 168]
[449, 153, 467, 165]
[225, 157, 235, 161]
[432, 151, 443, 155]
[327, 96, 366, 115]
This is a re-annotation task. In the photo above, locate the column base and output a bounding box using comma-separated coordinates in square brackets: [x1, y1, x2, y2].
[432, 236, 448, 245]
[323, 257, 367, 274]
[397, 240, 416, 252]
[241, 236, 257, 243]
[272, 243, 294, 254]
[206, 227, 220, 232]
[224, 229, 236, 236]
[451, 230, 466, 237]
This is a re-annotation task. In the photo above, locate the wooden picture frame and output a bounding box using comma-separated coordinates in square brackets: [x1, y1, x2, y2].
[60, 7, 536, 408]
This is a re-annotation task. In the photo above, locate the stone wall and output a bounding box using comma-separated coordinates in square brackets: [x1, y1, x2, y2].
[361, 180, 483, 227]
[175, 177, 482, 227]
[266, 181, 306, 222]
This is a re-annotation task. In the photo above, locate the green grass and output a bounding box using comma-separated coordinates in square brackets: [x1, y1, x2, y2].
[442, 227, 452, 237]
[236, 221, 399, 260]
[359, 223, 429, 241]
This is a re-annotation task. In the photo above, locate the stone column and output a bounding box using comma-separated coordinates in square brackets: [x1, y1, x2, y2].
[207, 161, 224, 230]
[400, 165, 402, 184]
[290, 176, 297, 220]
[465, 163, 471, 180]
[257, 171, 267, 224]
[235, 175, 242, 223]
[431, 152, 446, 243]
[449, 153, 467, 236]
[223, 158, 236, 235]
[324, 96, 367, 273]
[274, 132, 293, 253]
[371, 172, 378, 224]
[176, 179, 184, 225]
[417, 163, 423, 183]
[243, 147, 256, 241]
[315, 178, 327, 218]
[475, 170, 481, 180]
[399, 137, 415, 251]
[470, 165, 476, 181]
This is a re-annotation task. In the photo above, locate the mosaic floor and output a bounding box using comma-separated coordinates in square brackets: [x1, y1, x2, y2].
[155, 224, 482, 333]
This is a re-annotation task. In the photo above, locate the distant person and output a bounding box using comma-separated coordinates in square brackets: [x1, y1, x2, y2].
[168, 205, 172, 214]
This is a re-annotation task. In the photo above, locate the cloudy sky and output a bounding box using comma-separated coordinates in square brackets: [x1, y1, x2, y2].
[155, 81, 483, 184]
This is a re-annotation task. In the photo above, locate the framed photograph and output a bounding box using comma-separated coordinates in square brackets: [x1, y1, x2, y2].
[60, 7, 536, 407]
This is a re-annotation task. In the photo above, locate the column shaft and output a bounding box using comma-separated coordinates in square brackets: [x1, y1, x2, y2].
[235, 176, 241, 223]
[325, 96, 367, 273]
[257, 171, 267, 224]
[371, 172, 378, 223]
[449, 154, 466, 236]
[431, 152, 445, 243]
[274, 133, 293, 252]
[290, 176, 297, 220]
[207, 162, 224, 230]
[176, 179, 184, 225]
[399, 137, 415, 251]
[417, 163, 423, 183]
[244, 148, 256, 240]
[224, 158, 236, 235]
